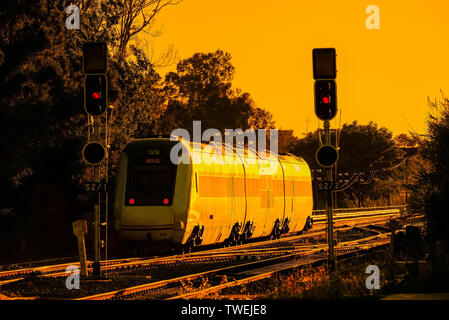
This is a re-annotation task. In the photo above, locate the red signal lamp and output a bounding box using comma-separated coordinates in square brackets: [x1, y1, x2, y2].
[162, 198, 169, 205]
[129, 198, 135, 205]
[322, 96, 330, 104]
[92, 92, 100, 99]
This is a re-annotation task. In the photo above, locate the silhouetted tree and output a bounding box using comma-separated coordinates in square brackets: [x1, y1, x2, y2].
[0, 0, 70, 207]
[289, 121, 408, 207]
[411, 94, 449, 249]
[159, 50, 275, 135]
[0, 2, 274, 261]
[0, 0, 179, 260]
[115, 0, 181, 60]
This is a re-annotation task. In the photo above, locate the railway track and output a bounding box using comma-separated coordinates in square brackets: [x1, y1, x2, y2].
[0, 206, 419, 299]
[0, 230, 323, 288]
[169, 242, 392, 300]
[0, 220, 384, 287]
[312, 205, 405, 225]
[77, 230, 392, 300]
[0, 257, 157, 286]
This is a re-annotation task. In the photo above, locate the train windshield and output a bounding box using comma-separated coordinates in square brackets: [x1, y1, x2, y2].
[125, 141, 178, 206]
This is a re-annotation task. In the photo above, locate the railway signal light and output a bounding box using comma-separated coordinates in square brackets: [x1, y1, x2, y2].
[82, 42, 108, 279]
[312, 48, 338, 271]
[84, 74, 107, 117]
[313, 48, 336, 80]
[82, 141, 107, 166]
[316, 144, 338, 168]
[314, 79, 337, 121]
[83, 42, 107, 74]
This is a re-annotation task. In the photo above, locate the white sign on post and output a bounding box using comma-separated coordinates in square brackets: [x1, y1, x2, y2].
[72, 220, 88, 277]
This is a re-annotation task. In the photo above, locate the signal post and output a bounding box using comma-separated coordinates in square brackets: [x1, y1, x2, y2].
[82, 42, 109, 277]
[323, 120, 336, 271]
[312, 48, 339, 272]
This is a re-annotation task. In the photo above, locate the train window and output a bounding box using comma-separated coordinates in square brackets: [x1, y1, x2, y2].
[125, 146, 177, 206]
[130, 165, 171, 189]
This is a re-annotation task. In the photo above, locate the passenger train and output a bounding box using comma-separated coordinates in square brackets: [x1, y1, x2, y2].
[113, 137, 314, 251]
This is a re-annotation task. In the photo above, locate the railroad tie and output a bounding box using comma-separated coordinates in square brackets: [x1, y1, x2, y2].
[232, 255, 255, 261]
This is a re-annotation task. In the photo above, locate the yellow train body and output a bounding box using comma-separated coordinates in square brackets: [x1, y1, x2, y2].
[113, 138, 313, 248]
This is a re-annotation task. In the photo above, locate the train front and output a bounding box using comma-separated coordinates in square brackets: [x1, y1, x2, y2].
[113, 138, 191, 247]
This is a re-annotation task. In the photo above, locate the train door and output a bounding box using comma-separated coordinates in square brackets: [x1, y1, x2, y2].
[261, 175, 271, 235]
[228, 158, 246, 236]
[281, 162, 296, 233]
[278, 160, 286, 228]
[222, 155, 235, 240]
[291, 178, 297, 231]
[230, 175, 235, 226]
[256, 153, 272, 237]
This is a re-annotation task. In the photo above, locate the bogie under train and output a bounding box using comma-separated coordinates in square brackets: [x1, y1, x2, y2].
[113, 138, 313, 250]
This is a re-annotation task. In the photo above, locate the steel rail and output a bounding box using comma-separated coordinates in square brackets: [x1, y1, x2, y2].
[0, 207, 409, 288]
[76, 231, 391, 300]
[0, 256, 162, 286]
[168, 235, 392, 299]
[75, 251, 321, 300]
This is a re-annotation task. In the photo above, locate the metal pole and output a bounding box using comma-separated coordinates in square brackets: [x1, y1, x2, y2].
[105, 108, 108, 264]
[324, 120, 336, 272]
[332, 127, 338, 209]
[93, 118, 101, 277]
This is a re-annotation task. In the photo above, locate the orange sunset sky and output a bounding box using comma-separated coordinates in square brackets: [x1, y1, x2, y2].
[145, 0, 449, 137]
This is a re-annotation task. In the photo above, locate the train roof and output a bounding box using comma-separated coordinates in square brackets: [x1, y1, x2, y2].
[125, 136, 310, 166]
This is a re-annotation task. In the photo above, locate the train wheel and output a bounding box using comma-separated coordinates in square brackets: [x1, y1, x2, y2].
[240, 233, 247, 245]
[181, 243, 192, 255]
[269, 229, 281, 240]
[173, 245, 184, 255]
[303, 217, 313, 232]
[270, 219, 281, 240]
